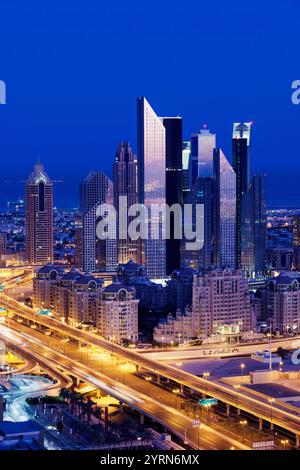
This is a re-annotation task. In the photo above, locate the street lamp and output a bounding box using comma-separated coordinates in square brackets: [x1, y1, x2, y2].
[203, 372, 210, 396]
[234, 384, 240, 414]
[184, 419, 201, 449]
[268, 398, 275, 431]
[172, 388, 180, 408]
[239, 419, 247, 443]
[281, 439, 289, 450]
[145, 376, 152, 394]
[240, 363, 245, 384]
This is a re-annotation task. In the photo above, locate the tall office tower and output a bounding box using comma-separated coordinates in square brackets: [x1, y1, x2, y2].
[232, 122, 252, 267]
[137, 97, 166, 279]
[190, 126, 216, 184]
[241, 175, 266, 277]
[113, 142, 140, 264]
[25, 161, 53, 265]
[163, 117, 183, 274]
[181, 177, 214, 271]
[182, 141, 191, 192]
[213, 148, 236, 269]
[78, 171, 116, 272]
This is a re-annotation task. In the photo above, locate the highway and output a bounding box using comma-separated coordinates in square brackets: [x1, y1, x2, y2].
[0, 322, 248, 450]
[2, 270, 300, 444]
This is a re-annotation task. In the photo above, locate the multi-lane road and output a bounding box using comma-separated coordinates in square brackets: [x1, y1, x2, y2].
[0, 322, 248, 450]
[2, 269, 300, 446]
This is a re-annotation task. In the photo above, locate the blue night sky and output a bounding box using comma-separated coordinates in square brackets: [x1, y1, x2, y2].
[0, 0, 299, 208]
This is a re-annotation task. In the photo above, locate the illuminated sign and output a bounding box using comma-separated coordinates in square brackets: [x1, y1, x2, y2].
[199, 398, 218, 407]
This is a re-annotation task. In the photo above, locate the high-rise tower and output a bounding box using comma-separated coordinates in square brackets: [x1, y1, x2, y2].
[232, 122, 252, 267]
[113, 142, 140, 264]
[77, 171, 116, 272]
[25, 161, 53, 265]
[241, 174, 266, 276]
[137, 97, 166, 279]
[163, 117, 183, 274]
[213, 148, 236, 269]
[191, 127, 216, 184]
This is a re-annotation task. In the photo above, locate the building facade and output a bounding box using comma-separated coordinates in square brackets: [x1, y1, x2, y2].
[153, 268, 251, 343]
[191, 127, 216, 184]
[137, 97, 166, 279]
[232, 122, 252, 268]
[265, 272, 300, 333]
[96, 280, 139, 344]
[213, 148, 236, 269]
[163, 116, 183, 274]
[241, 175, 266, 276]
[113, 141, 140, 264]
[181, 177, 213, 271]
[78, 171, 117, 272]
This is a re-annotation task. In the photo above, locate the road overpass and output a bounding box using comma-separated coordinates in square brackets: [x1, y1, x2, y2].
[0, 323, 247, 450]
[2, 271, 300, 445]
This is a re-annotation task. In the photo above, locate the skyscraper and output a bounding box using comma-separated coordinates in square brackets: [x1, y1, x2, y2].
[137, 97, 166, 279]
[182, 141, 191, 192]
[163, 116, 183, 274]
[181, 177, 213, 271]
[241, 174, 266, 277]
[191, 126, 216, 184]
[25, 161, 53, 265]
[78, 171, 116, 272]
[113, 141, 140, 264]
[232, 122, 252, 267]
[213, 148, 236, 269]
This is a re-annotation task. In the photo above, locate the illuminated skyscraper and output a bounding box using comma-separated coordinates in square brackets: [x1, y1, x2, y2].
[113, 141, 140, 264]
[181, 177, 213, 271]
[241, 174, 266, 276]
[163, 116, 183, 274]
[182, 141, 191, 192]
[78, 171, 116, 272]
[232, 122, 252, 267]
[213, 148, 236, 269]
[191, 127, 216, 184]
[137, 97, 166, 279]
[25, 161, 53, 265]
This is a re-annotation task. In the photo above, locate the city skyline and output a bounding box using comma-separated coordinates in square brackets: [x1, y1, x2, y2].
[0, 1, 300, 209]
[1, 1, 300, 457]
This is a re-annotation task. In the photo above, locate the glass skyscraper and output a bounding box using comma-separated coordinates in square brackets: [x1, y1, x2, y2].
[191, 127, 216, 184]
[213, 148, 236, 269]
[77, 171, 117, 272]
[232, 122, 252, 267]
[241, 174, 266, 277]
[25, 161, 53, 265]
[113, 141, 140, 265]
[137, 97, 166, 279]
[181, 177, 213, 271]
[163, 116, 183, 275]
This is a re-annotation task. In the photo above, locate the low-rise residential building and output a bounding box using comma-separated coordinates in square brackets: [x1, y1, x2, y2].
[96, 280, 139, 344]
[153, 268, 252, 344]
